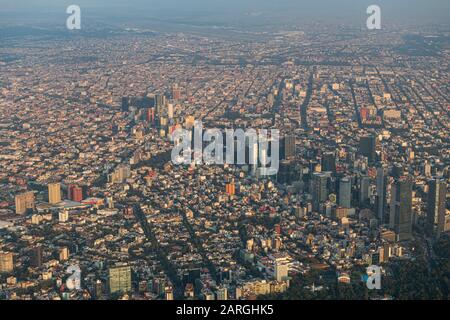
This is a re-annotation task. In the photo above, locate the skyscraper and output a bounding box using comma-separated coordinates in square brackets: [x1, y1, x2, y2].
[389, 177, 413, 241]
[427, 179, 447, 235]
[321, 152, 336, 174]
[109, 265, 132, 294]
[121, 97, 129, 112]
[359, 175, 370, 206]
[226, 182, 236, 196]
[281, 135, 296, 160]
[155, 94, 166, 115]
[68, 185, 83, 202]
[274, 261, 289, 282]
[172, 84, 181, 101]
[359, 135, 376, 163]
[339, 177, 352, 209]
[48, 182, 61, 204]
[0, 252, 14, 273]
[277, 160, 296, 184]
[15, 191, 35, 215]
[311, 172, 330, 211]
[376, 166, 388, 224]
[168, 103, 174, 119]
[31, 245, 43, 268]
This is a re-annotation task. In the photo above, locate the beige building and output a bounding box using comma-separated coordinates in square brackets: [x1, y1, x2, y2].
[48, 182, 61, 204]
[15, 191, 35, 215]
[0, 252, 14, 273]
[109, 265, 132, 294]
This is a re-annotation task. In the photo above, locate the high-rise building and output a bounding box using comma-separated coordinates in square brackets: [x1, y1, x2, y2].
[277, 160, 296, 184]
[339, 177, 352, 208]
[216, 286, 228, 300]
[48, 182, 61, 204]
[311, 172, 330, 211]
[15, 191, 35, 215]
[59, 247, 69, 261]
[155, 94, 166, 115]
[165, 288, 174, 300]
[121, 97, 129, 112]
[31, 245, 43, 268]
[281, 135, 296, 160]
[427, 179, 447, 235]
[168, 103, 174, 119]
[172, 84, 181, 101]
[274, 261, 289, 282]
[226, 183, 236, 196]
[0, 252, 14, 273]
[321, 152, 336, 173]
[359, 135, 376, 163]
[389, 177, 413, 241]
[376, 166, 388, 224]
[68, 185, 83, 202]
[109, 165, 131, 184]
[359, 175, 370, 205]
[109, 265, 132, 294]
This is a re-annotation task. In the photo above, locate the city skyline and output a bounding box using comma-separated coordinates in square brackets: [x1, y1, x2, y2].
[0, 0, 448, 305]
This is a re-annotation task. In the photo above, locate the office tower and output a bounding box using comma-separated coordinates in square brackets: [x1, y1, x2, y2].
[155, 94, 166, 115]
[109, 265, 132, 294]
[274, 261, 289, 282]
[376, 166, 388, 224]
[359, 134, 376, 163]
[15, 191, 35, 215]
[281, 135, 296, 160]
[277, 160, 295, 184]
[31, 245, 43, 268]
[48, 182, 61, 204]
[427, 179, 447, 235]
[0, 252, 14, 273]
[138, 108, 151, 124]
[339, 177, 352, 208]
[168, 103, 174, 119]
[389, 177, 413, 241]
[359, 175, 370, 205]
[216, 286, 228, 300]
[121, 97, 129, 112]
[321, 152, 336, 174]
[68, 185, 83, 202]
[311, 172, 330, 211]
[172, 84, 181, 101]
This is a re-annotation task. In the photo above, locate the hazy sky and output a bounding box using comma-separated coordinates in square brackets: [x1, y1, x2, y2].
[1, 0, 449, 27]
